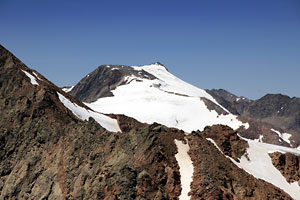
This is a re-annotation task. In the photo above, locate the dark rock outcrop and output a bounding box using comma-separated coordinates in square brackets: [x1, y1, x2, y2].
[207, 89, 300, 147]
[269, 152, 300, 185]
[206, 89, 252, 115]
[69, 65, 157, 103]
[201, 125, 249, 162]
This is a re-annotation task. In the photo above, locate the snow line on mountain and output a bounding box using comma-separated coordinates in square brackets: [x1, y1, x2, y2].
[86, 64, 249, 132]
[57, 92, 121, 133]
[21, 69, 39, 85]
[208, 137, 300, 200]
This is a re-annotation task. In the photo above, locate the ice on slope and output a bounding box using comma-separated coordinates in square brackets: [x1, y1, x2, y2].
[210, 137, 300, 200]
[21, 69, 39, 85]
[86, 63, 248, 133]
[271, 128, 292, 144]
[62, 86, 74, 93]
[32, 72, 42, 81]
[254, 135, 264, 142]
[174, 139, 194, 200]
[133, 63, 225, 108]
[57, 92, 121, 133]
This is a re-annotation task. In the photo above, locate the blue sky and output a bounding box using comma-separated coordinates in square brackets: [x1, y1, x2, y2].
[0, 0, 299, 99]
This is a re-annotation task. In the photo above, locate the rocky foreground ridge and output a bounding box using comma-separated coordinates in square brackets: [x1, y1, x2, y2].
[1, 45, 300, 199]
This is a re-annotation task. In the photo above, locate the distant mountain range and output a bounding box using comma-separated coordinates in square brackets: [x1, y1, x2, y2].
[207, 89, 300, 147]
[1, 44, 300, 199]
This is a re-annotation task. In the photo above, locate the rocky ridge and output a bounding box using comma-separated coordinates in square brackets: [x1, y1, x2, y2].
[207, 89, 300, 148]
[69, 64, 157, 103]
[0, 44, 298, 199]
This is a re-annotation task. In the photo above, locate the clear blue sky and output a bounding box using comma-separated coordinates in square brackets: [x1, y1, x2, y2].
[0, 0, 299, 99]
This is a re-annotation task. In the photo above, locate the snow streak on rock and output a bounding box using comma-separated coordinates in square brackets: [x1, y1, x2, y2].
[62, 86, 74, 93]
[174, 139, 194, 200]
[57, 92, 121, 132]
[237, 139, 300, 200]
[207, 137, 300, 199]
[21, 69, 39, 85]
[271, 128, 292, 144]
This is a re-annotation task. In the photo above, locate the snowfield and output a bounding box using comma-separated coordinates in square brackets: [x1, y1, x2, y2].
[208, 137, 300, 200]
[21, 69, 39, 85]
[57, 92, 121, 133]
[85, 63, 249, 133]
[174, 139, 194, 200]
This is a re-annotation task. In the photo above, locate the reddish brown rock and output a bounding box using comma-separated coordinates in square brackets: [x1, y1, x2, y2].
[187, 131, 292, 200]
[201, 125, 248, 162]
[269, 152, 300, 185]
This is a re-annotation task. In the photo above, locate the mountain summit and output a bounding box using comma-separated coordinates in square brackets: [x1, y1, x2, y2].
[69, 63, 249, 133]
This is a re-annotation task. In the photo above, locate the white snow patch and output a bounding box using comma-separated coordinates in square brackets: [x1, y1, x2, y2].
[206, 138, 223, 153]
[208, 136, 300, 199]
[86, 64, 249, 132]
[206, 138, 239, 165]
[21, 70, 39, 85]
[133, 64, 223, 107]
[32, 72, 42, 81]
[62, 86, 74, 93]
[174, 139, 193, 200]
[271, 128, 292, 144]
[254, 135, 264, 142]
[57, 92, 121, 133]
[236, 138, 300, 199]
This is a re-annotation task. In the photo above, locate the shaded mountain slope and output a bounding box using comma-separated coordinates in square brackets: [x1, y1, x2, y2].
[207, 89, 300, 148]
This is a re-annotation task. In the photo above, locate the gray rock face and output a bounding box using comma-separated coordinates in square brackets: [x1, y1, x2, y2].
[69, 65, 157, 103]
[207, 89, 300, 147]
[206, 89, 253, 115]
[245, 94, 300, 130]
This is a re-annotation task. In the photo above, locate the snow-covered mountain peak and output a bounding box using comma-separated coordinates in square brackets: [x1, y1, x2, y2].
[69, 63, 249, 132]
